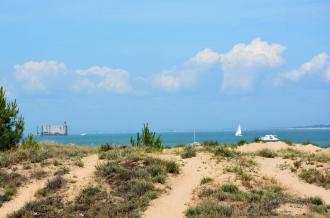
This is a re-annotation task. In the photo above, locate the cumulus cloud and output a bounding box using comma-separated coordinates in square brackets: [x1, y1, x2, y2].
[326, 67, 330, 81]
[153, 38, 285, 92]
[219, 38, 285, 91]
[74, 66, 132, 94]
[14, 61, 67, 91]
[275, 52, 330, 85]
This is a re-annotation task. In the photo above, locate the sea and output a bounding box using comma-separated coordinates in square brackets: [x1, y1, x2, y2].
[35, 129, 330, 148]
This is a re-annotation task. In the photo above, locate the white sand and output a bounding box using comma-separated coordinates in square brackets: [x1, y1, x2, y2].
[143, 152, 217, 218]
[257, 157, 330, 204]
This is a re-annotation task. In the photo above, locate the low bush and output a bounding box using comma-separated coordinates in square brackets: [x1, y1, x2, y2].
[99, 143, 113, 152]
[31, 170, 48, 180]
[299, 168, 330, 189]
[201, 177, 213, 185]
[74, 158, 84, 167]
[257, 149, 277, 158]
[185, 201, 233, 217]
[181, 146, 196, 159]
[37, 176, 65, 197]
[220, 183, 239, 193]
[214, 145, 236, 158]
[20, 134, 40, 150]
[237, 139, 248, 146]
[202, 140, 219, 146]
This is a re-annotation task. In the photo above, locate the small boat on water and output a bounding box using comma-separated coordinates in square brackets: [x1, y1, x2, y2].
[190, 129, 201, 146]
[259, 134, 279, 141]
[235, 124, 242, 137]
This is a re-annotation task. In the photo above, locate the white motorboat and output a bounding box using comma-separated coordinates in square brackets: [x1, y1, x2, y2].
[235, 124, 242, 137]
[259, 134, 279, 141]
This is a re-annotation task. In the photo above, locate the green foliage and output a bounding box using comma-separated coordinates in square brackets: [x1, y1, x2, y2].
[0, 86, 24, 150]
[237, 139, 248, 146]
[202, 140, 219, 146]
[257, 149, 277, 158]
[299, 168, 330, 189]
[220, 183, 239, 193]
[185, 201, 233, 218]
[0, 170, 26, 205]
[253, 137, 261, 143]
[130, 123, 163, 149]
[200, 177, 213, 185]
[37, 176, 65, 197]
[21, 134, 40, 150]
[214, 145, 237, 158]
[181, 145, 196, 159]
[99, 143, 113, 152]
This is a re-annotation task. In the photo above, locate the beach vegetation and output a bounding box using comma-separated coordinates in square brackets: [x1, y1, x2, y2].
[202, 140, 219, 146]
[37, 176, 65, 197]
[298, 168, 330, 189]
[31, 170, 48, 180]
[99, 143, 113, 152]
[282, 139, 294, 146]
[253, 137, 261, 143]
[257, 149, 277, 158]
[0, 170, 26, 205]
[200, 177, 213, 185]
[54, 166, 70, 176]
[130, 123, 163, 149]
[213, 145, 237, 158]
[185, 201, 233, 217]
[0, 86, 24, 151]
[74, 158, 84, 167]
[237, 139, 248, 146]
[20, 134, 40, 150]
[181, 145, 196, 158]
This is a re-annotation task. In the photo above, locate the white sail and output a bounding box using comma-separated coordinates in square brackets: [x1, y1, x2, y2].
[235, 125, 242, 136]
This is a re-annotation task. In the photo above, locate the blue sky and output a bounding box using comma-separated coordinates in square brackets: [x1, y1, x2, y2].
[1, 0, 330, 133]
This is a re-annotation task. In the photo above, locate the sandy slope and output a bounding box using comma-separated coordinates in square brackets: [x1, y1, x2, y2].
[0, 178, 47, 218]
[257, 157, 330, 204]
[63, 154, 99, 201]
[0, 154, 99, 218]
[143, 153, 217, 218]
[237, 141, 321, 153]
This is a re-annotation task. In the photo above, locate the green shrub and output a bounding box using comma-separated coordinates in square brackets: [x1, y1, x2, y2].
[258, 149, 277, 158]
[202, 140, 219, 146]
[165, 160, 180, 174]
[74, 158, 84, 167]
[220, 183, 239, 193]
[21, 134, 40, 150]
[214, 145, 236, 158]
[130, 123, 163, 149]
[8, 196, 63, 218]
[99, 143, 113, 152]
[181, 146, 196, 159]
[31, 170, 48, 180]
[308, 196, 324, 205]
[185, 201, 233, 217]
[0, 86, 24, 151]
[201, 177, 213, 185]
[38, 176, 65, 197]
[237, 139, 248, 146]
[253, 137, 261, 143]
[299, 168, 330, 189]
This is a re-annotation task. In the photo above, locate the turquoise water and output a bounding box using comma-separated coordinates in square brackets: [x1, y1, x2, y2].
[35, 129, 330, 148]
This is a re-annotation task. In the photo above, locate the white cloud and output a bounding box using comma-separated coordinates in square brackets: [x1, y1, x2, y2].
[220, 38, 285, 91]
[74, 66, 132, 94]
[275, 52, 330, 84]
[191, 48, 220, 65]
[14, 61, 67, 91]
[152, 66, 199, 91]
[153, 38, 285, 92]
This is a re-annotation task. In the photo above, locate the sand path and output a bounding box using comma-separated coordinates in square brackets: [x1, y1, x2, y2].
[0, 154, 99, 218]
[63, 154, 99, 201]
[256, 157, 330, 204]
[144, 152, 216, 218]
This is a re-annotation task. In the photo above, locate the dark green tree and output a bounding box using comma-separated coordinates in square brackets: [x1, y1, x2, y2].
[130, 123, 163, 148]
[0, 86, 24, 150]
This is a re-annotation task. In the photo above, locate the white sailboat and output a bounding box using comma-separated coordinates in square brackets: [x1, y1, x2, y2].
[191, 129, 201, 146]
[235, 125, 242, 137]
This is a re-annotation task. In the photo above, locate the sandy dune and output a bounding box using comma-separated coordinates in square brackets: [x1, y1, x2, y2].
[0, 154, 99, 218]
[257, 157, 330, 204]
[63, 154, 99, 201]
[0, 178, 47, 218]
[237, 141, 322, 153]
[143, 153, 217, 218]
